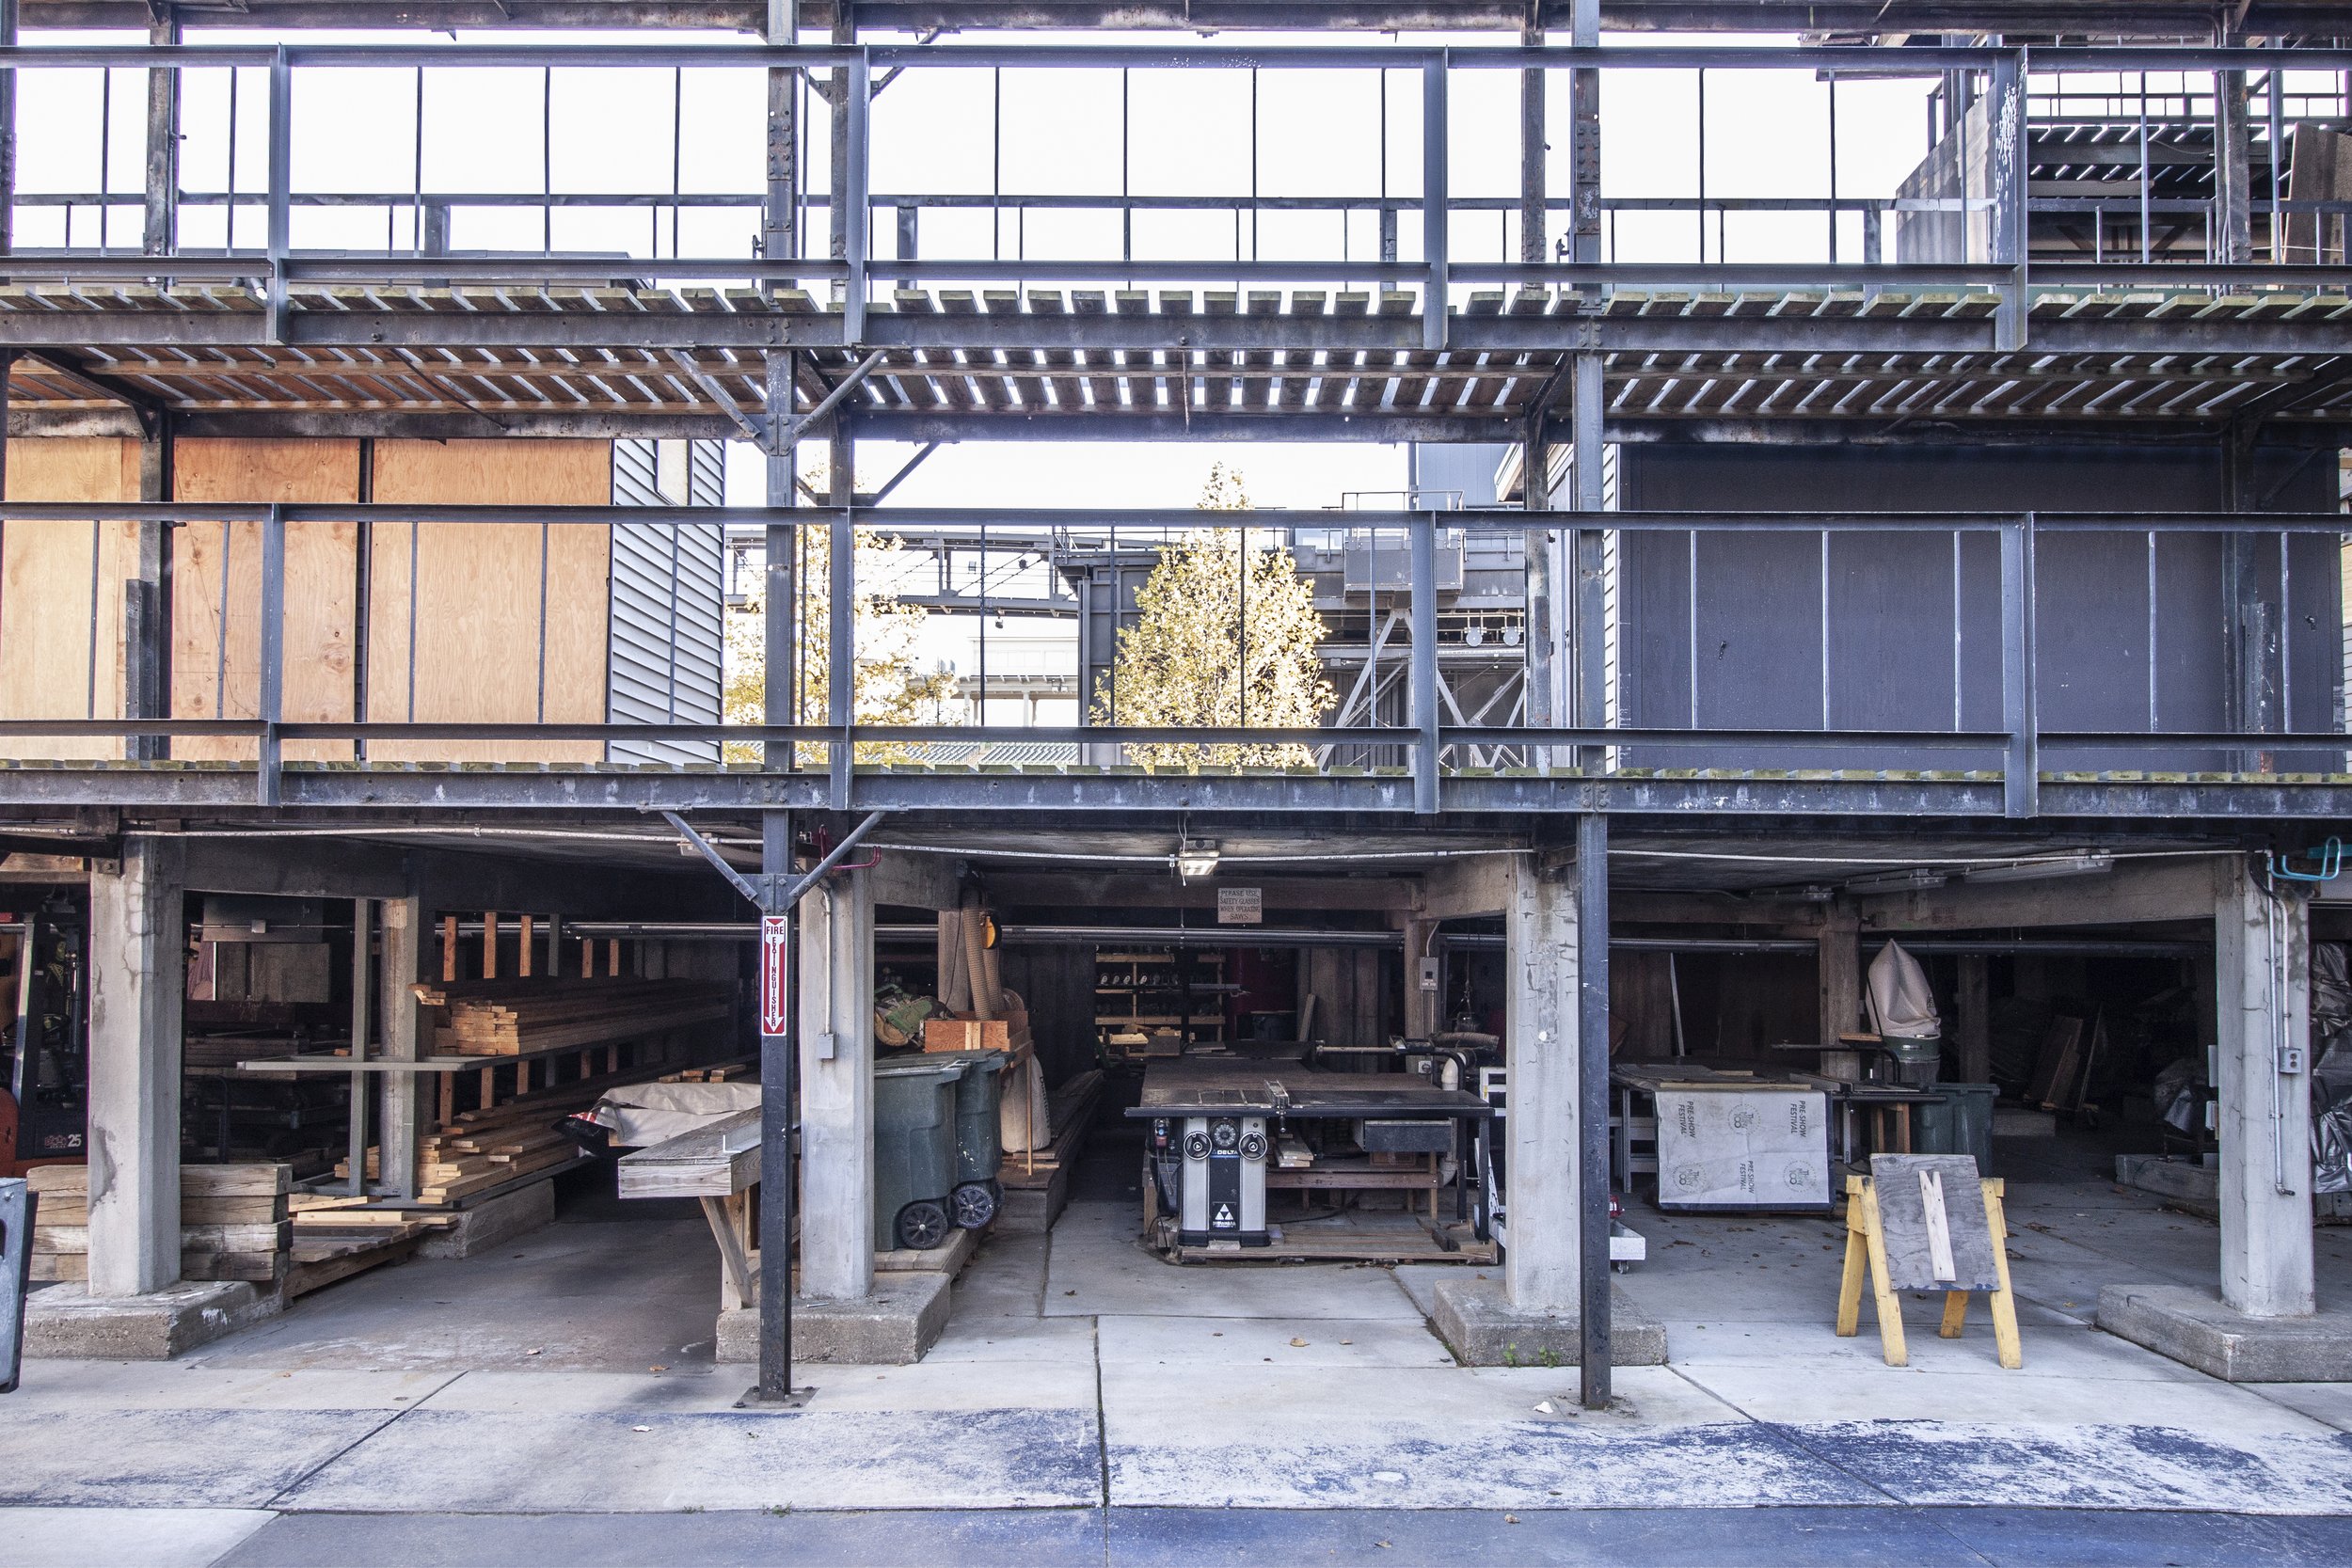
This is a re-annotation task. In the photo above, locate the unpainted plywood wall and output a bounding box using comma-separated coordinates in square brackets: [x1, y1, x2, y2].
[365, 439, 612, 764]
[171, 438, 361, 763]
[0, 436, 614, 767]
[0, 438, 141, 761]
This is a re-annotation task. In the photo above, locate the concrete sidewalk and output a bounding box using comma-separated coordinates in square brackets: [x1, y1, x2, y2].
[7, 1148, 2350, 1564]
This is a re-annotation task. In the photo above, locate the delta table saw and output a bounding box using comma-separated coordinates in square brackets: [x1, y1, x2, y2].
[1126, 1056, 1495, 1261]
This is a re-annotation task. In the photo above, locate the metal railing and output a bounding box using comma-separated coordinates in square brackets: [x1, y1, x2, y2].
[0, 499, 2344, 817]
[4, 41, 2352, 356]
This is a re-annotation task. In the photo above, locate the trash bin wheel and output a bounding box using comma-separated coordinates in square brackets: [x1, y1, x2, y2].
[897, 1198, 952, 1250]
[951, 1180, 998, 1229]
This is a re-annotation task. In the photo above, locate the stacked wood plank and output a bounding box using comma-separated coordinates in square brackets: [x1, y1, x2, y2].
[27, 1164, 291, 1283]
[339, 1056, 679, 1204]
[999, 1069, 1104, 1191]
[413, 977, 732, 1057]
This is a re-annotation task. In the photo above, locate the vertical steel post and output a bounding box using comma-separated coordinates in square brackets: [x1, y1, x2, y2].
[0, 0, 17, 261]
[1519, 19, 1546, 265]
[347, 898, 371, 1197]
[842, 51, 869, 345]
[264, 47, 292, 343]
[760, 0, 798, 773]
[1422, 58, 1448, 352]
[828, 431, 854, 812]
[1568, 0, 1600, 266]
[257, 504, 284, 806]
[2215, 58, 2252, 264]
[1410, 510, 1438, 815]
[142, 8, 180, 261]
[750, 807, 805, 1405]
[1987, 51, 2026, 351]
[1571, 351, 1605, 772]
[1521, 405, 1556, 772]
[1576, 811, 1611, 1405]
[1999, 514, 2038, 819]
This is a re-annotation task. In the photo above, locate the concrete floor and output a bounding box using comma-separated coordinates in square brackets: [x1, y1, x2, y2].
[8, 1132, 2352, 1565]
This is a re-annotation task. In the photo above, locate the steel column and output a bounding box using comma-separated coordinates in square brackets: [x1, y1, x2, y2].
[346, 897, 371, 1197]
[828, 428, 853, 810]
[1576, 811, 1611, 1406]
[842, 51, 870, 344]
[749, 806, 807, 1404]
[264, 48, 292, 342]
[256, 503, 284, 806]
[2215, 61, 2253, 265]
[0, 0, 15, 261]
[1422, 58, 1448, 351]
[142, 8, 180, 261]
[1409, 510, 1438, 814]
[1999, 514, 2038, 818]
[1987, 51, 2026, 350]
[1567, 0, 1600, 264]
[761, 0, 799, 775]
[1570, 350, 1605, 771]
[1519, 18, 1546, 265]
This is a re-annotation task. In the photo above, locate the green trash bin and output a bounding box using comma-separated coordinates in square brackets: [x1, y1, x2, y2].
[873, 1060, 961, 1250]
[925, 1051, 1008, 1230]
[1916, 1083, 1997, 1174]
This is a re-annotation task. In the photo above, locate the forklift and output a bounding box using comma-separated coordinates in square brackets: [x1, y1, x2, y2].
[0, 895, 88, 1178]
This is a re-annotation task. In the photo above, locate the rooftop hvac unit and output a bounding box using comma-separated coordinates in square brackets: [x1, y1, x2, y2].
[1341, 529, 1467, 594]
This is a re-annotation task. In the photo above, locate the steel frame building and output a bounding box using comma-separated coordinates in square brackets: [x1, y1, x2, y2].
[3, 0, 2349, 1403]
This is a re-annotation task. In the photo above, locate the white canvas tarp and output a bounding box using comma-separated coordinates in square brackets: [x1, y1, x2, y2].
[1866, 941, 1942, 1039]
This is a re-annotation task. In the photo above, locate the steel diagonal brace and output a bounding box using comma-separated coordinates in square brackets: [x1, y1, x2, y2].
[771, 349, 888, 456]
[666, 351, 770, 446]
[664, 809, 891, 912]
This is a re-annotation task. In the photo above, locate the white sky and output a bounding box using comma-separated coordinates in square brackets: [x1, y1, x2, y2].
[24, 31, 2304, 708]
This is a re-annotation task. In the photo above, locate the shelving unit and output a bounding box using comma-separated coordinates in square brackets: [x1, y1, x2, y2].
[1094, 949, 1232, 1064]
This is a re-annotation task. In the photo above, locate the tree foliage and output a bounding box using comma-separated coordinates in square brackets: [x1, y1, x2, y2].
[1090, 464, 1335, 769]
[723, 501, 954, 765]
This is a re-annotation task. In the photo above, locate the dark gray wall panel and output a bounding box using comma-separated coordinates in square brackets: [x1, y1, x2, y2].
[1613, 443, 2343, 773]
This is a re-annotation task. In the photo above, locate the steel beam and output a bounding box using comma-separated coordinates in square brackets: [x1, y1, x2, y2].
[1575, 809, 1609, 1403]
[15, 305, 2351, 359]
[2, 766, 2347, 819]
[15, 3, 2352, 39]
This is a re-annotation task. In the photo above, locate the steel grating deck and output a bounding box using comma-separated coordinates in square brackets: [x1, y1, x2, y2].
[8, 283, 2352, 435]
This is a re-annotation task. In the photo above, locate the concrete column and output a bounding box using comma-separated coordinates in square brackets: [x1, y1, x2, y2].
[798, 866, 874, 1301]
[1403, 916, 1439, 1039]
[1504, 852, 1580, 1312]
[376, 895, 422, 1199]
[1819, 901, 1861, 1043]
[2215, 857, 2313, 1318]
[86, 838, 185, 1298]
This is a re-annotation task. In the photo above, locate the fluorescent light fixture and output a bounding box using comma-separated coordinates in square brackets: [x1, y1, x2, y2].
[1175, 838, 1220, 881]
[1964, 851, 2116, 885]
[1844, 868, 1949, 895]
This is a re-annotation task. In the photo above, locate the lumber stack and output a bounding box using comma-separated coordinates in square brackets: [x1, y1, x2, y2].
[27, 1163, 292, 1283]
[999, 1069, 1104, 1190]
[413, 977, 733, 1057]
[338, 1055, 684, 1204]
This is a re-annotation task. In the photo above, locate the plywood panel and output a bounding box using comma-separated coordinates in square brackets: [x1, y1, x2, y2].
[367, 439, 612, 764]
[170, 439, 362, 762]
[0, 438, 140, 761]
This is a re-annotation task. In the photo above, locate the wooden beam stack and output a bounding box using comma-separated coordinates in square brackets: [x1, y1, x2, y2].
[27, 1164, 292, 1283]
[412, 977, 733, 1057]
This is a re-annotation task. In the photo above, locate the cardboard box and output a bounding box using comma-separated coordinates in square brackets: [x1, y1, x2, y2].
[924, 1018, 1010, 1053]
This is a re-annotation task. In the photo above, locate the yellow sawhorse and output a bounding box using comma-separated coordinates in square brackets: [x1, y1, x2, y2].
[1836, 1172, 2023, 1369]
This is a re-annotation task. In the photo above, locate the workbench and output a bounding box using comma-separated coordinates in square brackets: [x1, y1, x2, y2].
[1125, 1057, 1495, 1262]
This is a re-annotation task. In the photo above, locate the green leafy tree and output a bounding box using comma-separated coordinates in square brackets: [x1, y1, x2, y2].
[1090, 464, 1335, 769]
[723, 477, 954, 764]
